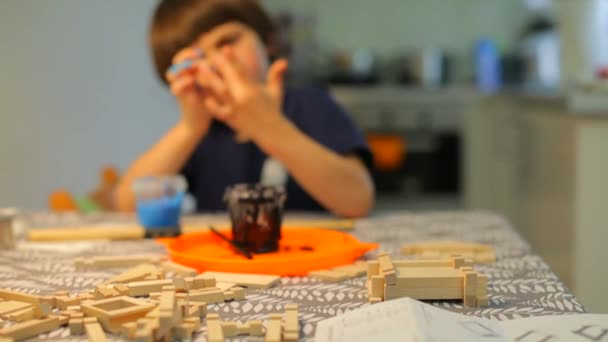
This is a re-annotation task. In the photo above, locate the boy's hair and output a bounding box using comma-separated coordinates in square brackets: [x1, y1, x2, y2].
[150, 0, 276, 85]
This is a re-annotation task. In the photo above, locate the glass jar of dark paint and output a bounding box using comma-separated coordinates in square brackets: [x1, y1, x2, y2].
[224, 184, 286, 254]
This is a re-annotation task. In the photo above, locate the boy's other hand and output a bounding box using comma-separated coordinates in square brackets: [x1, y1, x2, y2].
[202, 47, 289, 142]
[166, 48, 213, 136]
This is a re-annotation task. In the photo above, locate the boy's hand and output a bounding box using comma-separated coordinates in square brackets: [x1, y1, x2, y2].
[166, 48, 213, 136]
[198, 48, 289, 142]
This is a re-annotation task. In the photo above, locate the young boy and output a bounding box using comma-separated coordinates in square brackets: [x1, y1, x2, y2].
[115, 0, 374, 217]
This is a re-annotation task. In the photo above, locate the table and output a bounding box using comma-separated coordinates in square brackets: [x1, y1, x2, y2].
[2, 210, 586, 341]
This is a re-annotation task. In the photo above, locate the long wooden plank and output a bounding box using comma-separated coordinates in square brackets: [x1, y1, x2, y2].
[0, 317, 59, 341]
[26, 219, 355, 242]
[201, 272, 280, 289]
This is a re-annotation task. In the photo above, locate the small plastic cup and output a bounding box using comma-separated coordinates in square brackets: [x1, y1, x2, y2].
[133, 175, 187, 236]
[224, 184, 286, 254]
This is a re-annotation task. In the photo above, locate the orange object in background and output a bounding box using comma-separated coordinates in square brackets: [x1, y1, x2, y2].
[367, 133, 407, 171]
[101, 165, 120, 187]
[157, 228, 378, 276]
[48, 190, 78, 212]
[91, 165, 121, 210]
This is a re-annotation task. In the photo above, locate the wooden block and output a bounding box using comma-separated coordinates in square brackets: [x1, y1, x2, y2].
[187, 289, 224, 304]
[394, 268, 464, 288]
[402, 241, 496, 264]
[393, 260, 453, 268]
[223, 290, 235, 301]
[40, 296, 56, 309]
[126, 279, 174, 297]
[56, 296, 81, 310]
[76, 293, 95, 301]
[265, 313, 282, 342]
[369, 297, 382, 304]
[377, 253, 395, 273]
[188, 303, 206, 318]
[383, 270, 397, 286]
[174, 322, 195, 340]
[200, 272, 279, 289]
[206, 314, 224, 342]
[158, 289, 175, 313]
[84, 318, 107, 342]
[331, 264, 367, 278]
[384, 286, 463, 300]
[248, 320, 264, 336]
[451, 256, 466, 269]
[156, 311, 173, 340]
[0, 289, 48, 317]
[236, 322, 250, 335]
[370, 275, 385, 299]
[186, 305, 199, 318]
[69, 318, 83, 335]
[284, 304, 298, 341]
[192, 274, 216, 289]
[4, 308, 34, 322]
[74, 257, 88, 269]
[172, 277, 187, 291]
[367, 260, 380, 280]
[477, 295, 489, 307]
[94, 286, 120, 300]
[66, 305, 81, 312]
[0, 301, 32, 316]
[463, 271, 477, 298]
[309, 270, 349, 283]
[81, 296, 155, 333]
[83, 317, 98, 324]
[120, 322, 137, 339]
[231, 286, 245, 300]
[284, 332, 299, 341]
[53, 313, 69, 325]
[221, 321, 238, 337]
[103, 264, 160, 285]
[160, 261, 197, 277]
[464, 295, 477, 307]
[215, 282, 236, 291]
[183, 316, 200, 330]
[86, 255, 165, 269]
[0, 317, 59, 341]
[477, 274, 489, 290]
[110, 284, 127, 296]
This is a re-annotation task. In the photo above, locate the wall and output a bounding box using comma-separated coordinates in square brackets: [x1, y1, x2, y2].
[0, 0, 176, 209]
[0, 0, 532, 209]
[263, 0, 532, 80]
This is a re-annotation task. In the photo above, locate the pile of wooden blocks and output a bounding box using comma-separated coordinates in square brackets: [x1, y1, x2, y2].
[367, 253, 489, 307]
[0, 254, 286, 341]
[207, 304, 299, 342]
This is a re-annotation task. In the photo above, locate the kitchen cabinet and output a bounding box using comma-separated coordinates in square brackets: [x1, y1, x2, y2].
[463, 96, 608, 313]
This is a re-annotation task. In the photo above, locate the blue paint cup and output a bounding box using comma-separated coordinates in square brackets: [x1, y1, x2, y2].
[133, 175, 187, 235]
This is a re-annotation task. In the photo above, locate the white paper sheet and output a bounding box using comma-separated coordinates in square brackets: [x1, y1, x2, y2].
[315, 298, 608, 342]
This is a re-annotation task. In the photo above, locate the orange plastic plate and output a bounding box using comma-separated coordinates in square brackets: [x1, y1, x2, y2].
[157, 227, 378, 276]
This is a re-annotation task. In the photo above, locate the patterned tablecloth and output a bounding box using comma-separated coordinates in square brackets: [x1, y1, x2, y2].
[2, 210, 586, 341]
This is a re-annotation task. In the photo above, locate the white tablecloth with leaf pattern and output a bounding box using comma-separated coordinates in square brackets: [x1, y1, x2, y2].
[2, 210, 586, 341]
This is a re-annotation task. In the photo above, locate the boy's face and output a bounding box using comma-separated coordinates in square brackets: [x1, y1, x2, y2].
[193, 21, 269, 82]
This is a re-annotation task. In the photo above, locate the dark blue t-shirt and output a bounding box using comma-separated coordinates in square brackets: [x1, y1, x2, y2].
[181, 87, 372, 212]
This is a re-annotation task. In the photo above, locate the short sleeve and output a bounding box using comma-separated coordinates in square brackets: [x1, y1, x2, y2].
[283, 87, 373, 170]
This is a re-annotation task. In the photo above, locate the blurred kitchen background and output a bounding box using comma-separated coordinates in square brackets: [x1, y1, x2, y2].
[1, 0, 607, 311]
